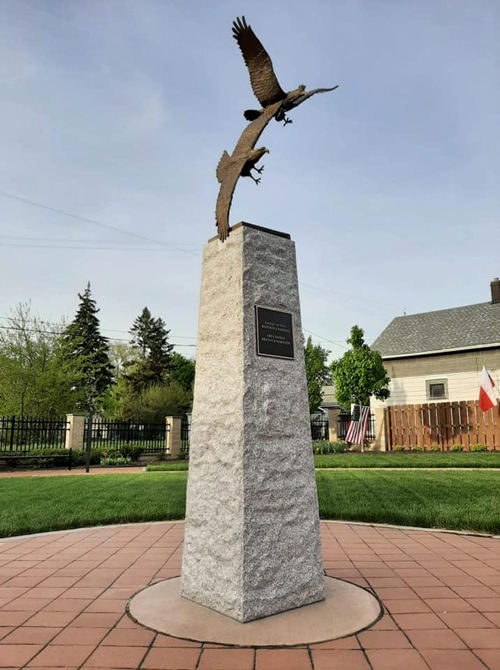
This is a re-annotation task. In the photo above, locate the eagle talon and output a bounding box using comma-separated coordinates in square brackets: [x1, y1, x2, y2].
[254, 165, 265, 174]
[283, 117, 293, 126]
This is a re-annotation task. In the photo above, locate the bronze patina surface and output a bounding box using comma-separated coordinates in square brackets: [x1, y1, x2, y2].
[216, 16, 338, 241]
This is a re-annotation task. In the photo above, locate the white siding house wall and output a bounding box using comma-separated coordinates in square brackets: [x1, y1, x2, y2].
[372, 368, 500, 408]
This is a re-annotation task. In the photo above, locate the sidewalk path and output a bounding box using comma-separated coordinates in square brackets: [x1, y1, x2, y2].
[0, 520, 499, 669]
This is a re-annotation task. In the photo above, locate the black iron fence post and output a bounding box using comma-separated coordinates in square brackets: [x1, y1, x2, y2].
[9, 415, 15, 451]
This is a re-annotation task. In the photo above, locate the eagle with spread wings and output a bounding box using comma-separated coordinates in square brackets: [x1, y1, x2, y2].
[215, 16, 338, 241]
[232, 16, 338, 125]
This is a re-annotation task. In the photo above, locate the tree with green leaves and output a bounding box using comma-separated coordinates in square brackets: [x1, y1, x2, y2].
[169, 352, 195, 392]
[331, 325, 390, 410]
[304, 336, 331, 414]
[126, 307, 173, 393]
[63, 283, 114, 412]
[0, 303, 81, 417]
[117, 381, 192, 423]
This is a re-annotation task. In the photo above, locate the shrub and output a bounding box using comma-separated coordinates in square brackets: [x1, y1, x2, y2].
[70, 448, 107, 466]
[100, 453, 132, 467]
[313, 440, 331, 455]
[410, 446, 423, 452]
[394, 446, 405, 452]
[471, 444, 487, 452]
[118, 444, 144, 461]
[331, 440, 349, 454]
[450, 444, 463, 452]
[0, 445, 145, 470]
[313, 440, 349, 455]
[0, 448, 69, 470]
[430, 445, 441, 452]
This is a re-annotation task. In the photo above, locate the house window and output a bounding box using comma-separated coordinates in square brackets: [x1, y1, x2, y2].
[426, 379, 448, 400]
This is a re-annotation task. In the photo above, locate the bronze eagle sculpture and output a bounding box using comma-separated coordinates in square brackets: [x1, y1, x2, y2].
[232, 16, 338, 126]
[215, 16, 338, 241]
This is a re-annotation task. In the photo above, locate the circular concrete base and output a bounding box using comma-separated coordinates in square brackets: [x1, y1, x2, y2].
[128, 577, 381, 647]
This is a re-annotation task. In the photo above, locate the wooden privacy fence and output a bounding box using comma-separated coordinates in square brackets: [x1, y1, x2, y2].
[386, 401, 500, 451]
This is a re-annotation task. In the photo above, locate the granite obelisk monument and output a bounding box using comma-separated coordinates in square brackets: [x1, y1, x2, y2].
[181, 222, 325, 621]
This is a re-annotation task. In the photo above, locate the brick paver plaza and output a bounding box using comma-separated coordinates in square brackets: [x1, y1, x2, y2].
[1, 521, 499, 669]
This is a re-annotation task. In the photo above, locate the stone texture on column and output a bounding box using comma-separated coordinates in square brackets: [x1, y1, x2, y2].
[166, 416, 182, 459]
[181, 223, 325, 623]
[373, 406, 388, 451]
[65, 415, 85, 452]
[327, 408, 340, 442]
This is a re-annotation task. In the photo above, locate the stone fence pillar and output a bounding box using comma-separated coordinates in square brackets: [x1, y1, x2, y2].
[65, 414, 85, 451]
[166, 416, 183, 459]
[372, 406, 388, 451]
[327, 408, 340, 442]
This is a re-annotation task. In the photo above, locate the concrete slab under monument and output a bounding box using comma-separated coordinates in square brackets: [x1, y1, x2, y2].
[128, 576, 382, 647]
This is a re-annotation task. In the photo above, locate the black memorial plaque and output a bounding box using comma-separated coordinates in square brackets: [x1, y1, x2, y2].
[255, 306, 295, 359]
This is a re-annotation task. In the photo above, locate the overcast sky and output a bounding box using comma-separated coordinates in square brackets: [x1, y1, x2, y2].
[1, 0, 498, 360]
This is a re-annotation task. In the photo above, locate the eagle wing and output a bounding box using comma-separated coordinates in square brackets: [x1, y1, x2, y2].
[232, 16, 286, 107]
[291, 85, 339, 108]
[216, 101, 282, 241]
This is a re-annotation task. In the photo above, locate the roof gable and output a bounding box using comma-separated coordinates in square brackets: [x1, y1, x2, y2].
[372, 302, 500, 358]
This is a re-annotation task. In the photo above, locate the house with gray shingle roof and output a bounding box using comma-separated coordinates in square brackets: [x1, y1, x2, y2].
[371, 278, 500, 407]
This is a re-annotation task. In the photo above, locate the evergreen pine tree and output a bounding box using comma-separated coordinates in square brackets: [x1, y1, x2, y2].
[63, 283, 114, 412]
[126, 307, 173, 393]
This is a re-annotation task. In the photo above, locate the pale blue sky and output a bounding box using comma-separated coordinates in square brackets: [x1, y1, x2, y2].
[0, 0, 498, 359]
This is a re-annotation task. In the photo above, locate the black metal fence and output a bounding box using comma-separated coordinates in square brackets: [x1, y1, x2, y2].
[83, 418, 167, 453]
[0, 415, 69, 452]
[181, 415, 190, 454]
[311, 414, 329, 440]
[338, 411, 375, 440]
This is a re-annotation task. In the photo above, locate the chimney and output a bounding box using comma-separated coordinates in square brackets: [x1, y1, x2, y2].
[491, 278, 500, 304]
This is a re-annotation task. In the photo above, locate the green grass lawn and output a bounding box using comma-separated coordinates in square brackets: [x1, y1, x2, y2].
[147, 462, 189, 471]
[316, 470, 500, 534]
[0, 473, 187, 538]
[147, 452, 500, 471]
[315, 451, 500, 468]
[1, 470, 499, 538]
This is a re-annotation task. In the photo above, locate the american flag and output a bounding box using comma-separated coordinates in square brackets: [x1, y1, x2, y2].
[345, 404, 370, 444]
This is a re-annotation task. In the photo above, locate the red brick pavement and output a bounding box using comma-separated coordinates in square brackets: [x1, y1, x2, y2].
[0, 521, 499, 669]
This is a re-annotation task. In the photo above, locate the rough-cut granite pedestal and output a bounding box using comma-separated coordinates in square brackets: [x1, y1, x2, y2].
[129, 222, 382, 641]
[180, 223, 324, 622]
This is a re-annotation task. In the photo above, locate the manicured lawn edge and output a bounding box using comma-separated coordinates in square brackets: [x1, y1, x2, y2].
[146, 453, 500, 471]
[314, 452, 500, 468]
[146, 462, 189, 471]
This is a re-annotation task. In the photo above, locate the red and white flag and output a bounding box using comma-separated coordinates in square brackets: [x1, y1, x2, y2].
[345, 404, 370, 444]
[479, 367, 497, 412]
